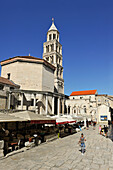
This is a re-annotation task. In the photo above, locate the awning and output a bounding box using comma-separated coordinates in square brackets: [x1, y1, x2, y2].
[0, 112, 27, 122]
[10, 111, 56, 124]
[56, 117, 76, 125]
[31, 120, 56, 124]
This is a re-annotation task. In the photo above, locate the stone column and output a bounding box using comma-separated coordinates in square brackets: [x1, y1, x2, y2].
[67, 105, 68, 115]
[44, 46, 46, 53]
[52, 96, 54, 115]
[71, 107, 73, 115]
[57, 97, 60, 116]
[49, 45, 51, 52]
[8, 93, 11, 110]
[46, 95, 48, 115]
[70, 106, 72, 115]
[21, 93, 24, 110]
[62, 99, 64, 114]
[54, 54, 56, 64]
[34, 94, 36, 108]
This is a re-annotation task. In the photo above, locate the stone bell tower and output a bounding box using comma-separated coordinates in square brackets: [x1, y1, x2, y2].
[43, 18, 64, 94]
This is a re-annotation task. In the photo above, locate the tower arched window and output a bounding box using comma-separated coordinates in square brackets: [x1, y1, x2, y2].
[46, 46, 49, 53]
[49, 34, 51, 40]
[51, 56, 53, 64]
[51, 44, 54, 51]
[53, 34, 56, 39]
[59, 59, 61, 65]
[46, 57, 49, 61]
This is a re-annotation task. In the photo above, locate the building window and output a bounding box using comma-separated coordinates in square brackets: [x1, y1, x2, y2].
[59, 47, 60, 53]
[51, 44, 54, 51]
[31, 99, 34, 106]
[46, 57, 49, 61]
[49, 34, 51, 40]
[10, 87, 14, 91]
[53, 34, 56, 39]
[83, 106, 86, 113]
[0, 85, 4, 90]
[59, 59, 61, 65]
[51, 56, 53, 64]
[18, 101, 21, 106]
[46, 46, 49, 53]
[7, 73, 10, 80]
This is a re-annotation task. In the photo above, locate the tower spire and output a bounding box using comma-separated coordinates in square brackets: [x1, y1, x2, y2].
[48, 18, 58, 31]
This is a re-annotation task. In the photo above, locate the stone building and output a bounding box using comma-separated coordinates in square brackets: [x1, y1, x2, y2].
[0, 20, 66, 115]
[96, 95, 111, 124]
[66, 90, 97, 120]
[66, 90, 113, 124]
[0, 77, 19, 110]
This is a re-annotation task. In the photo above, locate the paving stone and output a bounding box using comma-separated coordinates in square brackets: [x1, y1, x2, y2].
[93, 159, 104, 165]
[90, 163, 100, 169]
[55, 160, 64, 167]
[99, 164, 109, 170]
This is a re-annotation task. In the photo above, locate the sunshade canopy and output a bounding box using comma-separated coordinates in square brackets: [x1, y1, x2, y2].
[0, 112, 27, 122]
[11, 111, 56, 124]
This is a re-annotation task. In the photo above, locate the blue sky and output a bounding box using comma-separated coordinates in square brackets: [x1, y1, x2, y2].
[0, 0, 113, 95]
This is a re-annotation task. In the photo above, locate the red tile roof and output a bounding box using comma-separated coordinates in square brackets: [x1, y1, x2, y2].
[70, 90, 97, 96]
[0, 77, 19, 87]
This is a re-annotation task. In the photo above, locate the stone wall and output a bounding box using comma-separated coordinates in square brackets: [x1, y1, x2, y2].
[0, 96, 7, 110]
[1, 61, 54, 92]
[42, 65, 54, 92]
[0, 140, 4, 158]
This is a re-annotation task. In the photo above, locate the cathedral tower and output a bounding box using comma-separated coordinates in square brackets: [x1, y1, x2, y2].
[43, 19, 64, 94]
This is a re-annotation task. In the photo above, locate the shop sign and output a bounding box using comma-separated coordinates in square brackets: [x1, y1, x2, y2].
[100, 116, 107, 121]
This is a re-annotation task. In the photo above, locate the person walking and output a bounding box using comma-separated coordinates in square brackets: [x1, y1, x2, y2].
[78, 123, 82, 131]
[86, 119, 89, 130]
[78, 133, 86, 155]
[104, 125, 108, 137]
[93, 121, 96, 130]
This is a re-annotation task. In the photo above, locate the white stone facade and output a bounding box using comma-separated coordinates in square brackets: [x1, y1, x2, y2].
[66, 92, 113, 124]
[1, 58, 54, 92]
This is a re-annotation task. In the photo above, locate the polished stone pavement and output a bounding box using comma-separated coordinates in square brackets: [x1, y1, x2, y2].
[1, 125, 113, 170]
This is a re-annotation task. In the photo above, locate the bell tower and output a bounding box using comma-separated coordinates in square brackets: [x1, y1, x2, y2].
[43, 19, 64, 94]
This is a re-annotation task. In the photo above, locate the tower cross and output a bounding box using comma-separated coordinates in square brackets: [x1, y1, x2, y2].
[52, 18, 54, 23]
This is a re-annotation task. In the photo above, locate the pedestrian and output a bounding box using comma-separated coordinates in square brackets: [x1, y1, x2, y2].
[86, 119, 89, 130]
[78, 133, 86, 155]
[78, 123, 82, 131]
[93, 121, 96, 130]
[108, 120, 110, 128]
[104, 125, 108, 137]
[99, 125, 101, 134]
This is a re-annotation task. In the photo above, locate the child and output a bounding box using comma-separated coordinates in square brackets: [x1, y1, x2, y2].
[78, 133, 86, 155]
